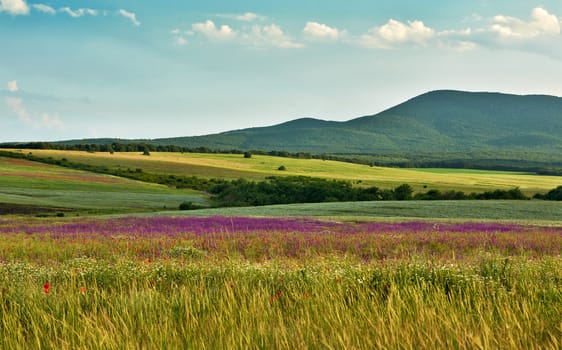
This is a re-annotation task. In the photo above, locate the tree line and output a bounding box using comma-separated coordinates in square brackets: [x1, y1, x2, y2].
[3, 141, 562, 174]
[2, 150, 559, 209]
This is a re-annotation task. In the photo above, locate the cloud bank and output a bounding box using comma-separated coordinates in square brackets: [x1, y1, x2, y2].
[176, 7, 561, 56]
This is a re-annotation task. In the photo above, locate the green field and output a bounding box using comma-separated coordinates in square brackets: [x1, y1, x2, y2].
[3, 149, 561, 194]
[135, 200, 562, 224]
[0, 156, 208, 215]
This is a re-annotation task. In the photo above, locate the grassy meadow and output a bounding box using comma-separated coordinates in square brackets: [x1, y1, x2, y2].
[1, 149, 561, 348]
[146, 200, 562, 223]
[0, 156, 208, 215]
[0, 216, 560, 349]
[4, 149, 562, 194]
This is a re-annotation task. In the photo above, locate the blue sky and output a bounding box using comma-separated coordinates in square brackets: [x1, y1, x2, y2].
[2, 1, 562, 142]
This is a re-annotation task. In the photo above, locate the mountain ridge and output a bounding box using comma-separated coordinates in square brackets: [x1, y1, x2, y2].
[45, 90, 562, 162]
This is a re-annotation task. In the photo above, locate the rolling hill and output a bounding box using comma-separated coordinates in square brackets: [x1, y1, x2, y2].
[149, 90, 562, 159]
[42, 90, 562, 163]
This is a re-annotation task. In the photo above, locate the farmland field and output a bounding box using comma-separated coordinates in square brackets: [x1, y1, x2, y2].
[4, 149, 561, 194]
[146, 200, 562, 223]
[0, 156, 208, 215]
[0, 216, 560, 349]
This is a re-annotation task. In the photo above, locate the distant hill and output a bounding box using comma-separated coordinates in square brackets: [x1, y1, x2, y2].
[59, 90, 562, 161]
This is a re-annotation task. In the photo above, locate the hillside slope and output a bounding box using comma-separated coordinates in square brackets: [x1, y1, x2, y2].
[48, 90, 562, 161]
[153, 90, 562, 156]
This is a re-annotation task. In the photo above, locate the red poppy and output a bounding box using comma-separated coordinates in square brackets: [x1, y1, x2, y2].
[43, 283, 50, 290]
[80, 286, 86, 294]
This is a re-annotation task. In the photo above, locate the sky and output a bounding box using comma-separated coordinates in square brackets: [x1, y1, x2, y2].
[2, 1, 562, 142]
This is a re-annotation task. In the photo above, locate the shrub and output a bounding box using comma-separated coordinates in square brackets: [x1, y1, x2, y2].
[243, 151, 252, 159]
[543, 185, 562, 200]
[394, 184, 413, 200]
[179, 201, 202, 210]
[278, 165, 286, 171]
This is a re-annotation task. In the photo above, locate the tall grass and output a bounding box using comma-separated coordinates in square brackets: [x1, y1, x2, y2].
[0, 217, 560, 349]
[0, 257, 560, 349]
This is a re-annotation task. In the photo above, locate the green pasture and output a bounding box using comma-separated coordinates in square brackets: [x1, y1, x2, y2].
[150, 200, 562, 223]
[0, 157, 208, 214]
[4, 149, 561, 194]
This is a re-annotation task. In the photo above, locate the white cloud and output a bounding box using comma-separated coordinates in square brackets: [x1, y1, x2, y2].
[192, 20, 236, 40]
[7, 80, 18, 92]
[434, 28, 478, 51]
[59, 7, 98, 18]
[360, 19, 435, 48]
[189, 19, 302, 48]
[490, 7, 560, 39]
[42, 113, 64, 130]
[0, 0, 29, 15]
[303, 22, 340, 41]
[5, 96, 64, 130]
[175, 36, 188, 46]
[236, 12, 258, 21]
[32, 3, 55, 14]
[246, 24, 303, 48]
[31, 5, 141, 27]
[170, 29, 192, 46]
[217, 12, 264, 22]
[5, 97, 32, 124]
[118, 9, 140, 26]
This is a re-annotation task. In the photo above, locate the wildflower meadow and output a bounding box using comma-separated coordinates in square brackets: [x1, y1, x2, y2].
[0, 216, 560, 349]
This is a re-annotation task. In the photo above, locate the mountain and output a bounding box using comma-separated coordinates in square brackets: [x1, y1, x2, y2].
[151, 90, 562, 156]
[49, 90, 562, 163]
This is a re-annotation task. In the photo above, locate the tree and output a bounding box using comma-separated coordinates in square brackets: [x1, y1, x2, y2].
[179, 201, 199, 210]
[394, 184, 413, 200]
[544, 185, 562, 200]
[243, 151, 252, 158]
[143, 149, 151, 156]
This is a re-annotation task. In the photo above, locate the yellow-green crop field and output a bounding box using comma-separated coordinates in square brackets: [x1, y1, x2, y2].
[4, 149, 561, 194]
